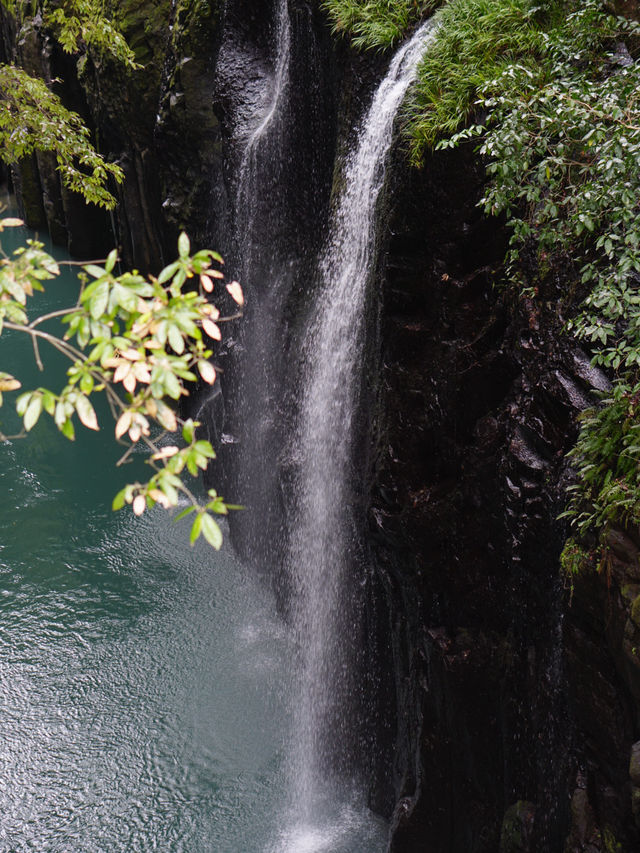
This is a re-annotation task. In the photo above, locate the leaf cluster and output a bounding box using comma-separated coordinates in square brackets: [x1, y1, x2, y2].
[1, 0, 139, 68]
[0, 223, 244, 549]
[0, 64, 124, 208]
[45, 0, 139, 69]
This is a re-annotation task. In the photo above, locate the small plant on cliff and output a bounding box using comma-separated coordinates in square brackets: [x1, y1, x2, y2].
[0, 221, 244, 549]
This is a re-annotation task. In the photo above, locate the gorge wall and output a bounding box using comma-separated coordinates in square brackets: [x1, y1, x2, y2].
[4, 1, 640, 851]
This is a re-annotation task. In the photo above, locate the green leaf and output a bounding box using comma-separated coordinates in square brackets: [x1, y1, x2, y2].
[174, 505, 196, 522]
[41, 390, 56, 415]
[79, 373, 93, 395]
[112, 488, 127, 511]
[105, 249, 118, 274]
[89, 280, 109, 320]
[16, 392, 30, 416]
[85, 264, 106, 279]
[157, 261, 180, 285]
[60, 418, 75, 441]
[201, 513, 223, 550]
[23, 395, 42, 431]
[168, 324, 185, 354]
[182, 419, 196, 443]
[178, 232, 190, 260]
[190, 513, 202, 545]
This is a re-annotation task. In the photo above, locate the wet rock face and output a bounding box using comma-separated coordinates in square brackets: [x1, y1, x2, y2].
[373, 144, 640, 851]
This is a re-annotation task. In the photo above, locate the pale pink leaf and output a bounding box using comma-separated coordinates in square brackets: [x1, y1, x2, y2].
[133, 494, 146, 516]
[202, 319, 222, 341]
[151, 445, 180, 460]
[115, 411, 132, 439]
[198, 361, 216, 385]
[226, 281, 244, 305]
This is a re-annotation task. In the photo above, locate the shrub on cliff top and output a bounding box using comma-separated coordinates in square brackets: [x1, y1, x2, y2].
[406, 0, 554, 156]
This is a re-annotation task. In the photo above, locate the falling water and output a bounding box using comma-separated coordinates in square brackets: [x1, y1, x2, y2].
[234, 0, 291, 275]
[277, 18, 439, 849]
[223, 0, 295, 563]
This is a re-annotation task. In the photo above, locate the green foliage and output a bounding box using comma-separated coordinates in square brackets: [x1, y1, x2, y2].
[47, 0, 139, 69]
[469, 4, 640, 369]
[0, 220, 244, 549]
[0, 64, 124, 208]
[412, 0, 640, 547]
[0, 0, 142, 208]
[1, 0, 139, 68]
[560, 538, 592, 579]
[407, 0, 552, 156]
[466, 2, 640, 541]
[321, 0, 437, 50]
[563, 382, 640, 536]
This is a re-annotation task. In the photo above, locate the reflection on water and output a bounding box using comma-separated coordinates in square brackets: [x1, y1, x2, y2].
[0, 501, 294, 852]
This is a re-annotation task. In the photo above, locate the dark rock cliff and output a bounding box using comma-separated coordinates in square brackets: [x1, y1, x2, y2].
[373, 144, 640, 851]
[4, 2, 640, 851]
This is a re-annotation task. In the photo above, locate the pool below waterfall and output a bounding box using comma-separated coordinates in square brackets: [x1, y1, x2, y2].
[0, 218, 387, 852]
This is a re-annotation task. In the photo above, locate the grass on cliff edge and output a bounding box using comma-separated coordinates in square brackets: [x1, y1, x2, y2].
[321, 0, 439, 49]
[406, 0, 560, 159]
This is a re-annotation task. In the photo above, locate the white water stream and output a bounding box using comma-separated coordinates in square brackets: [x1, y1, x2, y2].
[276, 18, 439, 852]
[224, 0, 295, 561]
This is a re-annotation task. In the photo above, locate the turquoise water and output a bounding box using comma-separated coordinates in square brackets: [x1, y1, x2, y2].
[0, 218, 387, 852]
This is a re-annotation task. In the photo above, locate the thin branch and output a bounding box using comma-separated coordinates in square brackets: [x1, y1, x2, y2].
[3, 321, 86, 362]
[29, 307, 77, 328]
[116, 443, 137, 467]
[31, 332, 43, 371]
[58, 258, 108, 267]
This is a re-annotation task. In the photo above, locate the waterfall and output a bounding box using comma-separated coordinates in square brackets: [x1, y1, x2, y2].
[278, 18, 439, 848]
[217, 0, 437, 846]
[235, 0, 291, 278]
